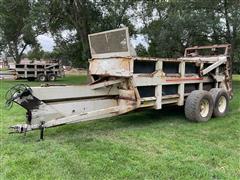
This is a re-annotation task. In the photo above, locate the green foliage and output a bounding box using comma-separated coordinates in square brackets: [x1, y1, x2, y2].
[46, 0, 103, 63]
[1, 0, 239, 67]
[52, 42, 86, 68]
[97, 0, 137, 33]
[0, 75, 239, 179]
[27, 44, 44, 60]
[42, 0, 138, 67]
[135, 43, 149, 57]
[0, 0, 47, 63]
[142, 0, 240, 62]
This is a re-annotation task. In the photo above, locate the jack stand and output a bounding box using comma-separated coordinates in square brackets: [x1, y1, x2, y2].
[39, 121, 45, 141]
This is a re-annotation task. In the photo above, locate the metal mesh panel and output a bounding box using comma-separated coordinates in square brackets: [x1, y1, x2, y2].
[89, 29, 128, 55]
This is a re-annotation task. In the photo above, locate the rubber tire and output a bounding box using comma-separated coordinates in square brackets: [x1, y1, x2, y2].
[209, 88, 229, 117]
[185, 90, 214, 122]
[27, 77, 35, 81]
[47, 73, 56, 81]
[37, 74, 47, 82]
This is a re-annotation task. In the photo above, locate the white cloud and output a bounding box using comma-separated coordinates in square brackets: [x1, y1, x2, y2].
[23, 33, 55, 53]
[37, 34, 55, 52]
[131, 34, 149, 49]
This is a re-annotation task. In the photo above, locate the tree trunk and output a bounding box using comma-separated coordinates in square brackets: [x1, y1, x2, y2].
[68, 0, 90, 61]
[223, 0, 231, 43]
[13, 41, 27, 64]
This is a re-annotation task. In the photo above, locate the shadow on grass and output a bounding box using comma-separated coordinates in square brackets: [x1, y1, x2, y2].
[41, 106, 186, 139]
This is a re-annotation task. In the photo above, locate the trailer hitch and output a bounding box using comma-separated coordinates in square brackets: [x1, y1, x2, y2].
[9, 124, 29, 134]
[5, 84, 46, 140]
[9, 123, 45, 141]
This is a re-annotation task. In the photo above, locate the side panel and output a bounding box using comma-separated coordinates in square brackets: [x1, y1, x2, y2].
[32, 85, 119, 101]
[132, 56, 230, 108]
[49, 98, 118, 116]
[89, 58, 132, 77]
[88, 27, 131, 59]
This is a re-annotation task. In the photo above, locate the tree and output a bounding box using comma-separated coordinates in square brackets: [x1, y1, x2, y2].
[27, 44, 44, 60]
[141, 0, 212, 58]
[135, 44, 149, 57]
[43, 0, 138, 67]
[47, 0, 102, 62]
[190, 0, 240, 64]
[96, 0, 136, 33]
[140, 0, 240, 63]
[53, 37, 86, 68]
[0, 0, 47, 63]
[219, 0, 240, 61]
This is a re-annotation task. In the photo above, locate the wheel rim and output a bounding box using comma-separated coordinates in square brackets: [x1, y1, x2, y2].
[40, 76, 45, 81]
[218, 96, 227, 113]
[49, 76, 55, 81]
[200, 99, 210, 118]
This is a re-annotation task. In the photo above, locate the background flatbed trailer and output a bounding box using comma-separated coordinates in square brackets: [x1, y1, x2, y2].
[14, 63, 64, 82]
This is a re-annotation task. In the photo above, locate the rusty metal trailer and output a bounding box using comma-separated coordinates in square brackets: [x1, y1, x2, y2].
[13, 63, 64, 82]
[5, 27, 232, 139]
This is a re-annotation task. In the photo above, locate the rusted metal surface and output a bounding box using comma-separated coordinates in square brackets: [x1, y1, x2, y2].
[184, 44, 231, 57]
[89, 57, 132, 77]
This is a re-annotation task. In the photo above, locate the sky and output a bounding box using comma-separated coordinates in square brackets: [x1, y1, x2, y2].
[37, 34, 56, 52]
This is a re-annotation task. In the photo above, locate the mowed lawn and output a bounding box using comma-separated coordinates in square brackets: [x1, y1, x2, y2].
[0, 75, 239, 179]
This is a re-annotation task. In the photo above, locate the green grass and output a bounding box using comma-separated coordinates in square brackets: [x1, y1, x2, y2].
[1, 75, 239, 179]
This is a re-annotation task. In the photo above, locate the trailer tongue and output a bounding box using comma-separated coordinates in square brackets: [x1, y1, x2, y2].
[7, 82, 135, 133]
[6, 27, 232, 139]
